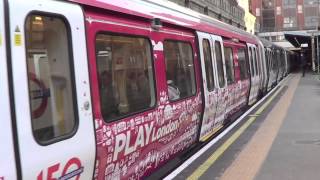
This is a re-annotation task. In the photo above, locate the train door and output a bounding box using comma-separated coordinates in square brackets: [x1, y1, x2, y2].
[270, 50, 277, 86]
[266, 49, 272, 91]
[211, 35, 227, 128]
[276, 50, 281, 83]
[284, 51, 289, 75]
[197, 32, 219, 141]
[0, 0, 17, 179]
[258, 43, 267, 95]
[247, 43, 258, 105]
[234, 45, 250, 111]
[254, 46, 263, 97]
[223, 43, 236, 117]
[253, 46, 261, 99]
[8, 0, 95, 179]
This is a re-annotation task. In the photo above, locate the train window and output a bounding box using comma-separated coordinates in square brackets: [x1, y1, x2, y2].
[164, 40, 196, 101]
[238, 48, 248, 80]
[203, 39, 215, 91]
[250, 48, 256, 76]
[215, 41, 225, 88]
[248, 47, 254, 76]
[254, 49, 259, 76]
[264, 49, 269, 71]
[25, 14, 77, 143]
[95, 34, 156, 122]
[224, 47, 235, 84]
[252, 48, 256, 75]
[274, 51, 279, 71]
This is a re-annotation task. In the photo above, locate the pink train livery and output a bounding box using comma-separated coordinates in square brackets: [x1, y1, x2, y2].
[0, 0, 291, 179]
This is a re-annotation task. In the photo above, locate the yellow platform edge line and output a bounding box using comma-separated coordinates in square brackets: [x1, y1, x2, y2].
[200, 124, 223, 142]
[187, 85, 285, 180]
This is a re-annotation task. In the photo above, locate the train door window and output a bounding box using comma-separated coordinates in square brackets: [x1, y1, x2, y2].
[251, 48, 257, 76]
[252, 48, 257, 76]
[25, 14, 76, 143]
[238, 48, 248, 80]
[254, 48, 260, 76]
[215, 41, 225, 87]
[203, 39, 215, 91]
[265, 49, 269, 71]
[249, 47, 254, 76]
[269, 51, 275, 70]
[164, 40, 196, 101]
[95, 34, 156, 122]
[224, 47, 235, 84]
[274, 51, 279, 71]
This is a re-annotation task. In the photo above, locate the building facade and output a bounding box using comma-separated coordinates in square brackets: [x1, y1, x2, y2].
[251, 0, 319, 39]
[250, 0, 320, 71]
[168, 0, 246, 30]
[239, 0, 258, 34]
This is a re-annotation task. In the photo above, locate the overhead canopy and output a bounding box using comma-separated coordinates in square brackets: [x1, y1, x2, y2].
[284, 31, 311, 48]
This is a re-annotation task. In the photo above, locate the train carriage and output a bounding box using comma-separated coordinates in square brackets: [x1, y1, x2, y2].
[0, 0, 291, 179]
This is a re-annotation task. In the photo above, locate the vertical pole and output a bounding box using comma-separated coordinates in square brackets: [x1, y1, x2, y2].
[317, 34, 319, 74]
[312, 35, 315, 72]
[317, 0, 320, 74]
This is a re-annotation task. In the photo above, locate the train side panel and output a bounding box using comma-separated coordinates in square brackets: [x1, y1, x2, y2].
[84, 8, 203, 179]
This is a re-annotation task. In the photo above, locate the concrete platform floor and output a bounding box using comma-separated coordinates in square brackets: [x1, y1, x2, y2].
[166, 73, 320, 180]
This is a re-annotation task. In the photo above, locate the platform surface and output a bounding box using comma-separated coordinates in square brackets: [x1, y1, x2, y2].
[166, 73, 320, 180]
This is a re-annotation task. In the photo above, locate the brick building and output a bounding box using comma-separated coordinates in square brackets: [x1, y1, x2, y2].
[250, 0, 319, 71]
[250, 0, 319, 40]
[167, 0, 246, 30]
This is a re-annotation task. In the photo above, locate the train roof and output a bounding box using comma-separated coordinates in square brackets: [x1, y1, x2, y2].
[259, 38, 273, 48]
[69, 0, 257, 44]
[259, 37, 287, 51]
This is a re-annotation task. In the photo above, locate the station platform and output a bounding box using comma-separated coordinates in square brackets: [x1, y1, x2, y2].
[164, 73, 320, 180]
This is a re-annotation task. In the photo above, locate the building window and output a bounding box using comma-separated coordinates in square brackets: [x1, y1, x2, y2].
[164, 40, 196, 101]
[96, 34, 156, 122]
[283, 16, 297, 28]
[304, 16, 319, 27]
[224, 47, 235, 85]
[297, 5, 303, 13]
[304, 0, 319, 6]
[238, 48, 249, 80]
[256, 8, 261, 16]
[26, 14, 77, 143]
[203, 39, 215, 91]
[276, 6, 281, 15]
[262, 0, 274, 9]
[215, 41, 225, 88]
[283, 0, 296, 8]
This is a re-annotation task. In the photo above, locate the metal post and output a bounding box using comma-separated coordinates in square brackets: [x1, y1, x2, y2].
[317, 34, 320, 74]
[312, 35, 315, 72]
[318, 0, 320, 74]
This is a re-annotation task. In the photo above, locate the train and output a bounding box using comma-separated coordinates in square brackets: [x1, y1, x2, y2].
[0, 0, 294, 179]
